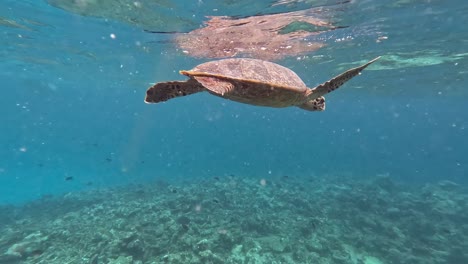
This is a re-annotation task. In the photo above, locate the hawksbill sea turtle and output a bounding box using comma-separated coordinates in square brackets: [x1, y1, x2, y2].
[145, 57, 380, 111]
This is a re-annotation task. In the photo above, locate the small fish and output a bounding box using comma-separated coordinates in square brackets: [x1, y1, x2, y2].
[65, 176, 74, 181]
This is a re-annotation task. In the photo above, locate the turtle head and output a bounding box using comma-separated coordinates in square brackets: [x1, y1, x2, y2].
[297, 96, 326, 111]
[145, 79, 205, 104]
[145, 82, 174, 103]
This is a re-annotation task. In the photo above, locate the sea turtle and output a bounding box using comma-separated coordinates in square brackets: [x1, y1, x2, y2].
[145, 57, 379, 111]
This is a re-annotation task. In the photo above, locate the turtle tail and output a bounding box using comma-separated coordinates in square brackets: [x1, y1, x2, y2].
[308, 56, 380, 99]
[145, 78, 205, 103]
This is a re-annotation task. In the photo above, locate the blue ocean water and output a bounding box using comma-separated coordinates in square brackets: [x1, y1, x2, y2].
[2, 0, 466, 204]
[1, 1, 468, 263]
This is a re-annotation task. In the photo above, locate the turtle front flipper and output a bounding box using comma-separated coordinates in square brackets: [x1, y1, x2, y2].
[308, 56, 380, 99]
[145, 78, 205, 103]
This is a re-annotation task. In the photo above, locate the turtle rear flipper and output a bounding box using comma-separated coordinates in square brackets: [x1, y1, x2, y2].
[145, 79, 204, 103]
[308, 56, 380, 99]
[298, 96, 325, 111]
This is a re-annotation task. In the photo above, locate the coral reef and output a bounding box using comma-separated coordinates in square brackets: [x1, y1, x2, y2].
[0, 175, 467, 263]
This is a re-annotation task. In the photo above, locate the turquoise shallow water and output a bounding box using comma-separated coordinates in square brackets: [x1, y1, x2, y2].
[0, 1, 468, 263]
[1, 0, 467, 203]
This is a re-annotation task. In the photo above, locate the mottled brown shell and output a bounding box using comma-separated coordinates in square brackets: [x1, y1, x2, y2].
[180, 58, 308, 107]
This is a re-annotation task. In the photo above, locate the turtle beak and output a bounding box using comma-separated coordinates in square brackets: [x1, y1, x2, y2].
[144, 87, 157, 103]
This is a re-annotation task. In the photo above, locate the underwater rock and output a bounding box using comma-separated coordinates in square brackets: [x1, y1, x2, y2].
[4, 231, 48, 259]
[331, 249, 352, 264]
[385, 207, 401, 217]
[194, 238, 211, 252]
[107, 255, 133, 264]
[125, 238, 145, 259]
[419, 181, 465, 217]
[176, 215, 191, 227]
[436, 180, 460, 191]
[372, 174, 398, 193]
[256, 235, 289, 253]
[198, 249, 224, 264]
[305, 237, 326, 254]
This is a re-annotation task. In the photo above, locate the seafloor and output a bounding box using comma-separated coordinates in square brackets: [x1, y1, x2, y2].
[0, 175, 467, 264]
